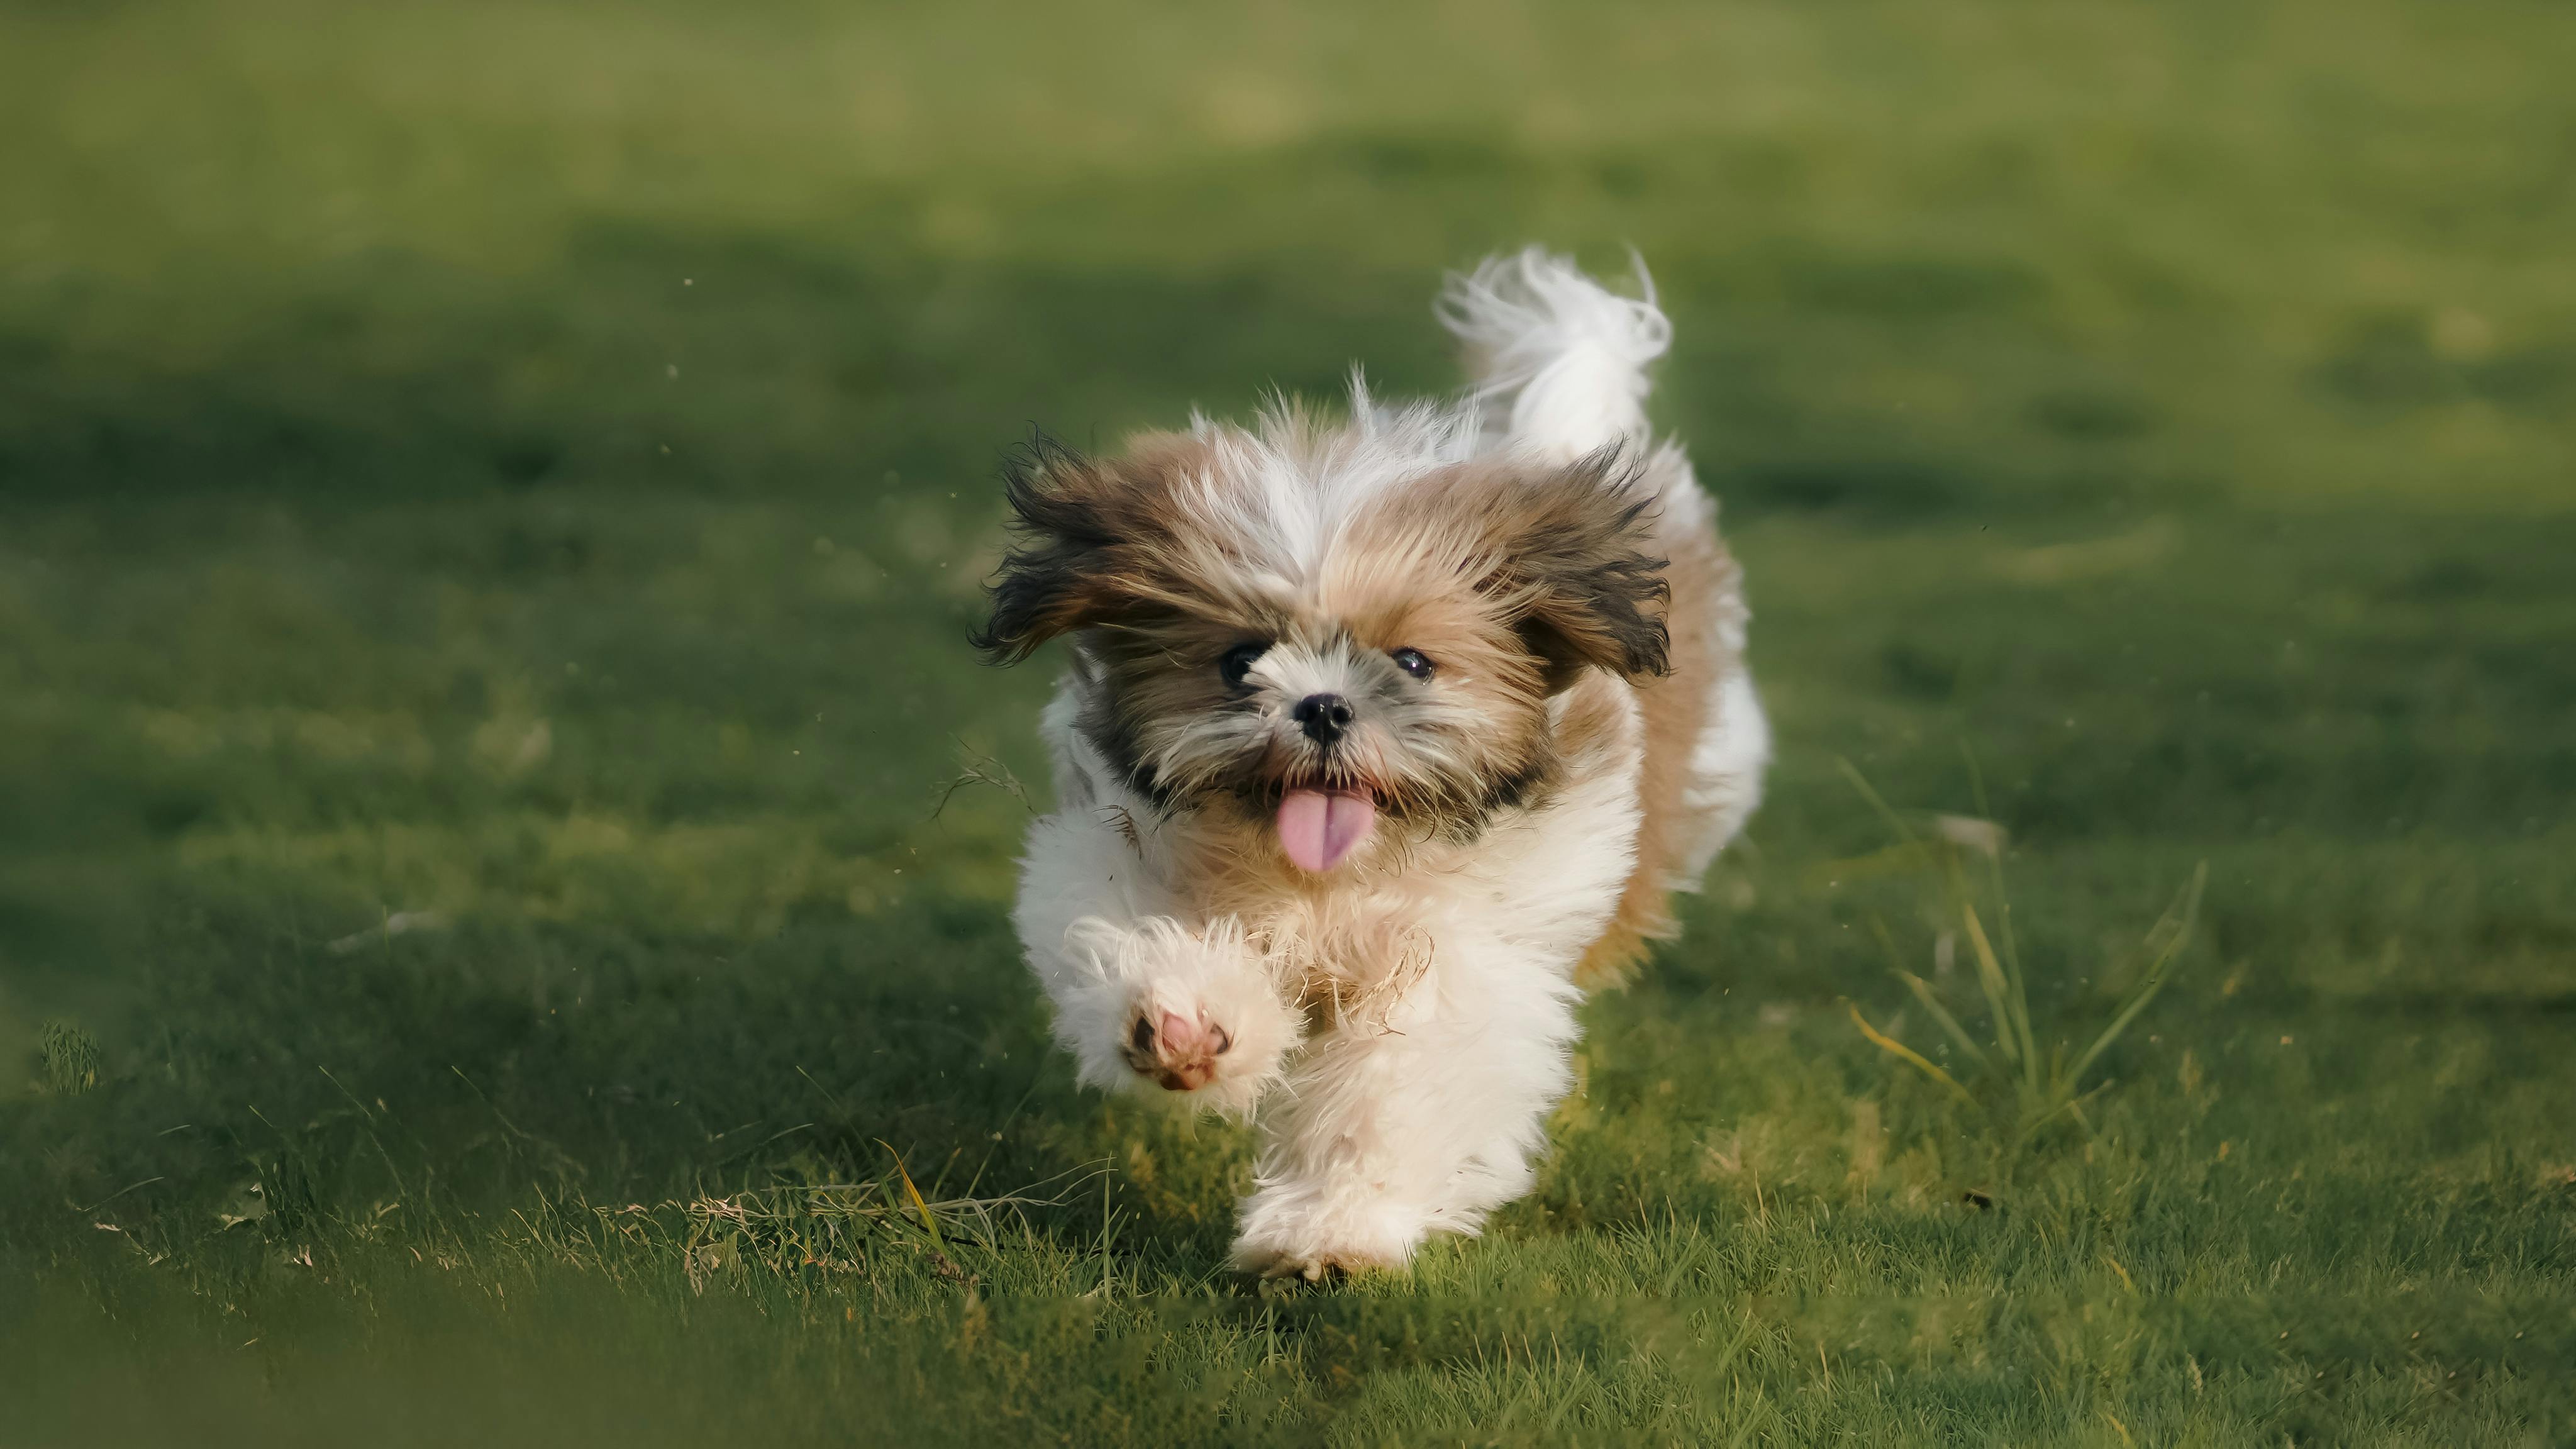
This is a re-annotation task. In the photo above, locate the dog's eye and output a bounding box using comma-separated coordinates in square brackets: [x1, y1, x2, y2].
[1389, 648, 1435, 680]
[1218, 641, 1270, 688]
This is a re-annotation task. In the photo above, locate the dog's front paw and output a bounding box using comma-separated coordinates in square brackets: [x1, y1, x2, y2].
[1121, 1005, 1233, 1092]
[1112, 979, 1297, 1116]
[1058, 916, 1298, 1114]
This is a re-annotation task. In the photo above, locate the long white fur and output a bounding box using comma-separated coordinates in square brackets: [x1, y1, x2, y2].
[1009, 250, 1767, 1277]
[1440, 245, 1673, 462]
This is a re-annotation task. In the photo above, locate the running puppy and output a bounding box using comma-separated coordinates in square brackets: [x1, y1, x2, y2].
[974, 250, 1768, 1278]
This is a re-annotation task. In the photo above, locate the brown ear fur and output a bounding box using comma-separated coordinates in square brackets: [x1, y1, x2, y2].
[1496, 448, 1672, 690]
[970, 433, 1179, 663]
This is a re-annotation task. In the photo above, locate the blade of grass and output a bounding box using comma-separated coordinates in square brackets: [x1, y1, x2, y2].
[1954, 891, 2023, 1067]
[1957, 747, 2041, 1082]
[1836, 757, 1921, 843]
[1846, 1004, 1976, 1104]
[2010, 1093, 2087, 1149]
[1960, 740, 1994, 823]
[2065, 863, 2206, 1085]
[1950, 855, 2040, 1085]
[1990, 852, 2038, 1085]
[1897, 971, 1989, 1068]
[876, 1140, 944, 1252]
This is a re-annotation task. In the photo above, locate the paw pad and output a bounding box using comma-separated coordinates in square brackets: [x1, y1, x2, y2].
[1123, 1008, 1233, 1091]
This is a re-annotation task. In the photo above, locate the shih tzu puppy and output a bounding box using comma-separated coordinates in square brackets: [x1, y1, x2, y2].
[973, 249, 1768, 1278]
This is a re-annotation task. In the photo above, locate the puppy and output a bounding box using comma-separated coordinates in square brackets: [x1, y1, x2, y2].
[974, 249, 1768, 1278]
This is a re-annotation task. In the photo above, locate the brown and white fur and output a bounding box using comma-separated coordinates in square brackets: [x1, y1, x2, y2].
[975, 250, 1768, 1277]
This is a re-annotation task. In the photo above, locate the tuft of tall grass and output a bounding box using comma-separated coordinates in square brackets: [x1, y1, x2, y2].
[38, 1021, 102, 1097]
[1838, 759, 2207, 1160]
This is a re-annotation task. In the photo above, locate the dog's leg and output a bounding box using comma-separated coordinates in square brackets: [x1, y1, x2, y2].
[1014, 806, 1301, 1115]
[1228, 930, 1582, 1278]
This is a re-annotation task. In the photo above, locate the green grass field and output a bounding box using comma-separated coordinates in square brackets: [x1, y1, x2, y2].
[4, 1, 2573, 1442]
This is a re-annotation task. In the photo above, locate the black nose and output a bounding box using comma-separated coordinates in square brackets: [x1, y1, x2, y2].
[1292, 692, 1355, 745]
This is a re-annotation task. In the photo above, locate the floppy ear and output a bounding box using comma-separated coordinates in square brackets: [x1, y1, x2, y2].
[1498, 448, 1672, 691]
[970, 435, 1152, 663]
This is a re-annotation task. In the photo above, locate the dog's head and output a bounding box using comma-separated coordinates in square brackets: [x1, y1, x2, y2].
[972, 413, 1669, 873]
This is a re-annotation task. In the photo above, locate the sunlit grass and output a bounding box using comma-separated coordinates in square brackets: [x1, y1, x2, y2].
[1840, 758, 2208, 1163]
[3, 0, 2573, 1443]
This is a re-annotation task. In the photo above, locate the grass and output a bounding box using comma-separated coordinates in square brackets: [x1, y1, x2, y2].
[1840, 758, 2211, 1162]
[3, 0, 2573, 1443]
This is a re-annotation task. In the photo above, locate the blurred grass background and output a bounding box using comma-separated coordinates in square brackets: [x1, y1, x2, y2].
[3, 1, 2572, 1443]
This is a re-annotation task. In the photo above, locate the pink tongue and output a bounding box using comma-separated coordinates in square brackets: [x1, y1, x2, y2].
[1276, 789, 1377, 873]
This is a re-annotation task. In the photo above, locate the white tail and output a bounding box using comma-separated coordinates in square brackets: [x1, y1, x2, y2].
[1437, 247, 1672, 462]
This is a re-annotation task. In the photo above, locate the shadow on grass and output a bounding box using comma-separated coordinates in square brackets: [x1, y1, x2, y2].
[1, 879, 1269, 1271]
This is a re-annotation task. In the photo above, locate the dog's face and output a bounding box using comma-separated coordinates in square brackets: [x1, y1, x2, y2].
[974, 422, 1670, 872]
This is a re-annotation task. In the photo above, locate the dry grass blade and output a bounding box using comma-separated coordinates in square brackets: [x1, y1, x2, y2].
[933, 741, 1036, 819]
[877, 1139, 944, 1250]
[1955, 896, 2025, 1069]
[1896, 971, 1988, 1066]
[1957, 744, 2043, 1076]
[1848, 1004, 1976, 1104]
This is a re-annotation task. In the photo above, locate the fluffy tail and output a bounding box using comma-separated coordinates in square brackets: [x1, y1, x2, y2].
[1437, 247, 1671, 463]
